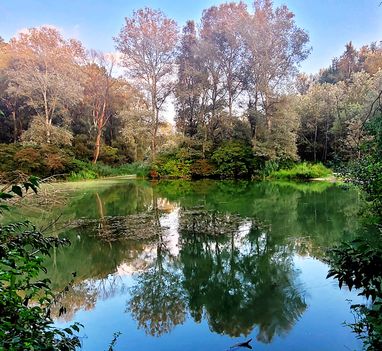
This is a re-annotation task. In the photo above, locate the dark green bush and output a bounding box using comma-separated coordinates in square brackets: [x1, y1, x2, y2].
[153, 149, 192, 179]
[211, 142, 254, 178]
[327, 234, 382, 350]
[0, 179, 81, 350]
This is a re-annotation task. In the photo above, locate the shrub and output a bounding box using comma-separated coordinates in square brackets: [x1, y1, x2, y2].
[269, 162, 332, 180]
[99, 145, 121, 165]
[190, 159, 216, 178]
[347, 156, 382, 218]
[0, 179, 81, 350]
[211, 142, 254, 178]
[67, 160, 150, 181]
[154, 149, 192, 178]
[327, 235, 382, 350]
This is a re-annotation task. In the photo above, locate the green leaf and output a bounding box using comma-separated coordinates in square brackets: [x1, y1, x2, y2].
[0, 192, 14, 200]
[11, 185, 23, 197]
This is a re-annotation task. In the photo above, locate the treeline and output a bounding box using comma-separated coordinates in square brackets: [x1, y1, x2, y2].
[0, 0, 381, 180]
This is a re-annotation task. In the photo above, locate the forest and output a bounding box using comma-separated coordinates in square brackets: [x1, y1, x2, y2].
[0, 0, 381, 181]
[1, 1, 382, 351]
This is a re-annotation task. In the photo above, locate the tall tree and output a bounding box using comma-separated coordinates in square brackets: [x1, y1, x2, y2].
[6, 26, 85, 144]
[175, 21, 207, 137]
[243, 0, 310, 132]
[115, 8, 178, 160]
[337, 41, 359, 81]
[200, 2, 248, 118]
[83, 51, 116, 163]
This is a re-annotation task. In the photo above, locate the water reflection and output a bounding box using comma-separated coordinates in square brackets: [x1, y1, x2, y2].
[128, 243, 186, 337]
[35, 180, 361, 346]
[176, 210, 306, 341]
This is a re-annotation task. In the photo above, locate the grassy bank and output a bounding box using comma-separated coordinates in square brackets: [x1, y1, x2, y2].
[269, 162, 332, 180]
[67, 161, 151, 181]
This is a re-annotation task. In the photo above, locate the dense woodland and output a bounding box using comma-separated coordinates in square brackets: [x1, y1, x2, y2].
[0, 0, 381, 180]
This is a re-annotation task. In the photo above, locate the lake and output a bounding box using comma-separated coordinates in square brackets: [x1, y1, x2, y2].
[10, 179, 366, 350]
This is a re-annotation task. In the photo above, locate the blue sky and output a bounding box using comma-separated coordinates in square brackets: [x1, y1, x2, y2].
[1, 0, 381, 74]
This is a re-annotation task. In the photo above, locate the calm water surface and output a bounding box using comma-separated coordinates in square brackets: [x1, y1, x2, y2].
[14, 179, 366, 350]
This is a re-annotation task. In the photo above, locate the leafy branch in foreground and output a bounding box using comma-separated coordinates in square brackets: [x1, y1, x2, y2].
[0, 178, 82, 350]
[327, 233, 382, 350]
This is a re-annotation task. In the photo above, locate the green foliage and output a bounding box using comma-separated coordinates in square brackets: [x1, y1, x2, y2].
[21, 116, 73, 147]
[327, 234, 382, 350]
[190, 159, 216, 178]
[67, 168, 98, 181]
[210, 142, 254, 179]
[0, 180, 82, 350]
[269, 162, 332, 180]
[348, 157, 382, 217]
[68, 160, 150, 181]
[0, 176, 39, 212]
[153, 149, 192, 179]
[0, 144, 74, 179]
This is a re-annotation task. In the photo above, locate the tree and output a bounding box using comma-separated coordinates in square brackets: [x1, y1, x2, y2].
[242, 0, 310, 133]
[115, 8, 178, 160]
[175, 21, 207, 138]
[83, 51, 116, 163]
[200, 2, 248, 119]
[6, 26, 85, 144]
[296, 83, 339, 162]
[337, 41, 359, 81]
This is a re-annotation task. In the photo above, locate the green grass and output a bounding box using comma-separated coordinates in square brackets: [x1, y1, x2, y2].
[67, 161, 151, 181]
[269, 162, 332, 180]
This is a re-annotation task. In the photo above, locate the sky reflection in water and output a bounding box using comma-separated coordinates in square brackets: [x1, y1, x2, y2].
[38, 180, 364, 351]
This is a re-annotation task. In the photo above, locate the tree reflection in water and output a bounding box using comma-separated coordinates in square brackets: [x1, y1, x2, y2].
[128, 243, 187, 337]
[179, 210, 306, 342]
[38, 180, 360, 344]
[127, 207, 306, 342]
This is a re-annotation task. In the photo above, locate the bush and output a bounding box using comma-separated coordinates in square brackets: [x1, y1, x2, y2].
[0, 144, 75, 179]
[211, 142, 254, 178]
[190, 159, 216, 178]
[153, 149, 192, 179]
[0, 179, 81, 350]
[347, 156, 382, 218]
[269, 162, 332, 180]
[67, 160, 150, 181]
[327, 235, 382, 350]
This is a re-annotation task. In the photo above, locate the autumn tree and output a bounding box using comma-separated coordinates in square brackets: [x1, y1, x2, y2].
[242, 0, 310, 134]
[223, 0, 308, 162]
[319, 41, 382, 84]
[82, 51, 116, 163]
[6, 26, 85, 144]
[115, 8, 178, 160]
[0, 38, 31, 143]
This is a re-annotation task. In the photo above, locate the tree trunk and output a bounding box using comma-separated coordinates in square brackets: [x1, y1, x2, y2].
[93, 127, 102, 164]
[151, 107, 159, 161]
[43, 90, 51, 143]
[12, 110, 17, 143]
[313, 122, 318, 162]
[324, 119, 329, 162]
